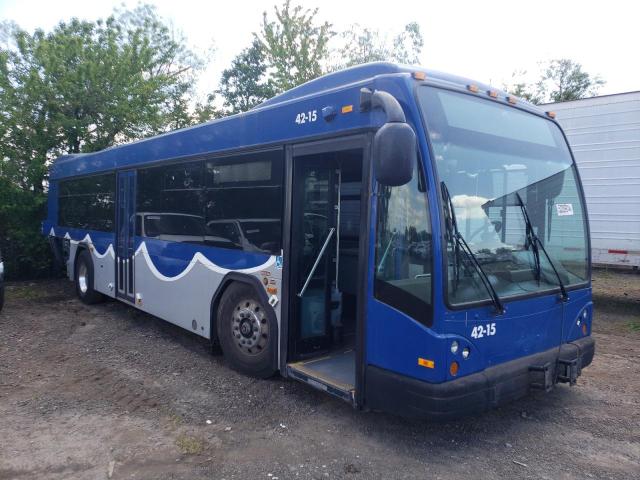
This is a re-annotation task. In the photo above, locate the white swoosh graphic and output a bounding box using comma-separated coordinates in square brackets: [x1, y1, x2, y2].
[50, 228, 115, 259]
[134, 242, 275, 282]
[50, 228, 275, 281]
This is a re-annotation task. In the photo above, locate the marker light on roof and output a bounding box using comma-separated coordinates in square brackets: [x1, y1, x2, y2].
[488, 90, 498, 98]
[546, 111, 557, 118]
[507, 95, 517, 104]
[412, 71, 426, 80]
[467, 84, 479, 93]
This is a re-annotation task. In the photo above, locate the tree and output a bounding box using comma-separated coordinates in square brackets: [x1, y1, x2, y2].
[336, 22, 424, 68]
[506, 59, 604, 105]
[0, 5, 212, 279]
[503, 70, 544, 105]
[218, 40, 276, 114]
[541, 59, 605, 103]
[256, 0, 334, 92]
[0, 5, 206, 193]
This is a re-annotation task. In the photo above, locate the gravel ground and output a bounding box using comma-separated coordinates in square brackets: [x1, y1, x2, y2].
[0, 269, 638, 480]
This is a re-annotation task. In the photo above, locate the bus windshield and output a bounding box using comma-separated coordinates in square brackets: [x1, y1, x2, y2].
[418, 86, 589, 306]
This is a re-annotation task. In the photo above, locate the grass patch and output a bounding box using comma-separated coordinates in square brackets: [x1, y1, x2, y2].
[6, 284, 47, 301]
[627, 320, 640, 332]
[175, 434, 205, 455]
[167, 412, 183, 427]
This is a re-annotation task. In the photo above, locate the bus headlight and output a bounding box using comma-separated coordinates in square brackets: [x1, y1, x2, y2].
[462, 347, 470, 359]
[450, 341, 459, 354]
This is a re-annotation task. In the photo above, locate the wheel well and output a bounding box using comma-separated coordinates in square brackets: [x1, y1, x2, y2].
[210, 273, 276, 352]
[49, 236, 66, 270]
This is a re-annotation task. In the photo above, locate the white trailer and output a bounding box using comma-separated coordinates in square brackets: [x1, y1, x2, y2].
[545, 92, 640, 269]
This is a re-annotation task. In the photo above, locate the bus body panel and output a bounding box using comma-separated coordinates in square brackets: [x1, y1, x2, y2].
[51, 228, 117, 299]
[43, 63, 595, 418]
[131, 237, 281, 340]
[363, 74, 593, 387]
[48, 85, 384, 181]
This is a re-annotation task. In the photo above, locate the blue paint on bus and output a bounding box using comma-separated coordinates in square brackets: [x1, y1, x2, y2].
[44, 62, 594, 418]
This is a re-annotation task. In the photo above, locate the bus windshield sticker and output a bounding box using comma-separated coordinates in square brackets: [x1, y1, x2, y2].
[555, 203, 574, 216]
[275, 255, 283, 269]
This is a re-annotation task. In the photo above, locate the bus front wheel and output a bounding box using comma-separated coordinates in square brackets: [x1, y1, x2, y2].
[75, 250, 104, 305]
[217, 282, 276, 379]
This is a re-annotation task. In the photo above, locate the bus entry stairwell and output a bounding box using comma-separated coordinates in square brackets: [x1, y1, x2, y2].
[287, 349, 356, 405]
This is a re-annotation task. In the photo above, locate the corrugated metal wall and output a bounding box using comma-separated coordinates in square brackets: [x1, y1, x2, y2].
[546, 92, 640, 268]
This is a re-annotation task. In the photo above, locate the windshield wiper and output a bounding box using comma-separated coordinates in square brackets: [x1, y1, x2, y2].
[515, 192, 569, 301]
[441, 182, 505, 315]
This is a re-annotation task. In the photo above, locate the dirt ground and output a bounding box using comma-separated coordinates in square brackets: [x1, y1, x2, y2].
[0, 270, 638, 480]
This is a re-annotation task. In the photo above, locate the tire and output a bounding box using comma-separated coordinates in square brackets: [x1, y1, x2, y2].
[217, 282, 277, 379]
[74, 249, 104, 305]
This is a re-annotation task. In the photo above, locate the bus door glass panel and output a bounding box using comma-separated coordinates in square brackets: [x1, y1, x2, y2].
[116, 171, 136, 302]
[374, 166, 433, 326]
[291, 157, 338, 355]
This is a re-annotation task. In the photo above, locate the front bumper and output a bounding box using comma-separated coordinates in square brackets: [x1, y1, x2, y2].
[365, 336, 595, 420]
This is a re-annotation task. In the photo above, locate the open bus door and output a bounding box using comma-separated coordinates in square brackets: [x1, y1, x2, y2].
[283, 135, 371, 406]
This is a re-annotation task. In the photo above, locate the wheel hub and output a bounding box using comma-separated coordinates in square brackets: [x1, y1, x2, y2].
[231, 300, 268, 356]
[239, 318, 253, 338]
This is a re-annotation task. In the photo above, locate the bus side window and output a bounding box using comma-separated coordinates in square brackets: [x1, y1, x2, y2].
[204, 149, 284, 254]
[136, 161, 205, 244]
[374, 167, 433, 326]
[58, 173, 116, 232]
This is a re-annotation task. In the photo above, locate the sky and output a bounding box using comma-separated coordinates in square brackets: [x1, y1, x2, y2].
[1, 0, 638, 99]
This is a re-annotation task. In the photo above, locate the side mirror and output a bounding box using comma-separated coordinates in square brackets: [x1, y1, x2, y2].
[361, 88, 416, 187]
[374, 122, 417, 186]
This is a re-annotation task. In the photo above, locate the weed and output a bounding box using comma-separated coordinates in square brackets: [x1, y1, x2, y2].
[175, 434, 205, 455]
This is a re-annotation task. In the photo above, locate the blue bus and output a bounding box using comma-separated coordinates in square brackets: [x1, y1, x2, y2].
[44, 63, 594, 419]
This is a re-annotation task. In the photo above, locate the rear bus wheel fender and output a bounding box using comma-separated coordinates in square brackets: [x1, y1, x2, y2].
[216, 282, 277, 379]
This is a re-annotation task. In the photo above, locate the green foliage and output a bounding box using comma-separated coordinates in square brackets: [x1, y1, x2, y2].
[541, 59, 605, 103]
[218, 3, 425, 114]
[256, 0, 334, 92]
[218, 1, 333, 114]
[0, 178, 51, 279]
[218, 40, 276, 114]
[506, 60, 604, 105]
[0, 5, 214, 280]
[337, 22, 424, 68]
[503, 70, 545, 105]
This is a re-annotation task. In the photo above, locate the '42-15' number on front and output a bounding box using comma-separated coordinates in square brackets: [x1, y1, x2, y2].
[471, 323, 496, 339]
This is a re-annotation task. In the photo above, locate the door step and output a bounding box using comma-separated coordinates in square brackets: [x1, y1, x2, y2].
[287, 350, 355, 405]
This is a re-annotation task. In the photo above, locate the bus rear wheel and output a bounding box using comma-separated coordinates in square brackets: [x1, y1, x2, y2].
[217, 282, 276, 379]
[75, 249, 104, 305]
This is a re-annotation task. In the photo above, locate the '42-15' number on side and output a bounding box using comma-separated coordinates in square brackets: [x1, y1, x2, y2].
[295, 110, 317, 124]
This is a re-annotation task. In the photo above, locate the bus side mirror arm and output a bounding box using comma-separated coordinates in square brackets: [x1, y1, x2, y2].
[360, 88, 407, 123]
[360, 88, 417, 187]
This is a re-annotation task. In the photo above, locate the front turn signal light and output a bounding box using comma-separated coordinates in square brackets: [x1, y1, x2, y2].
[449, 361, 459, 376]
